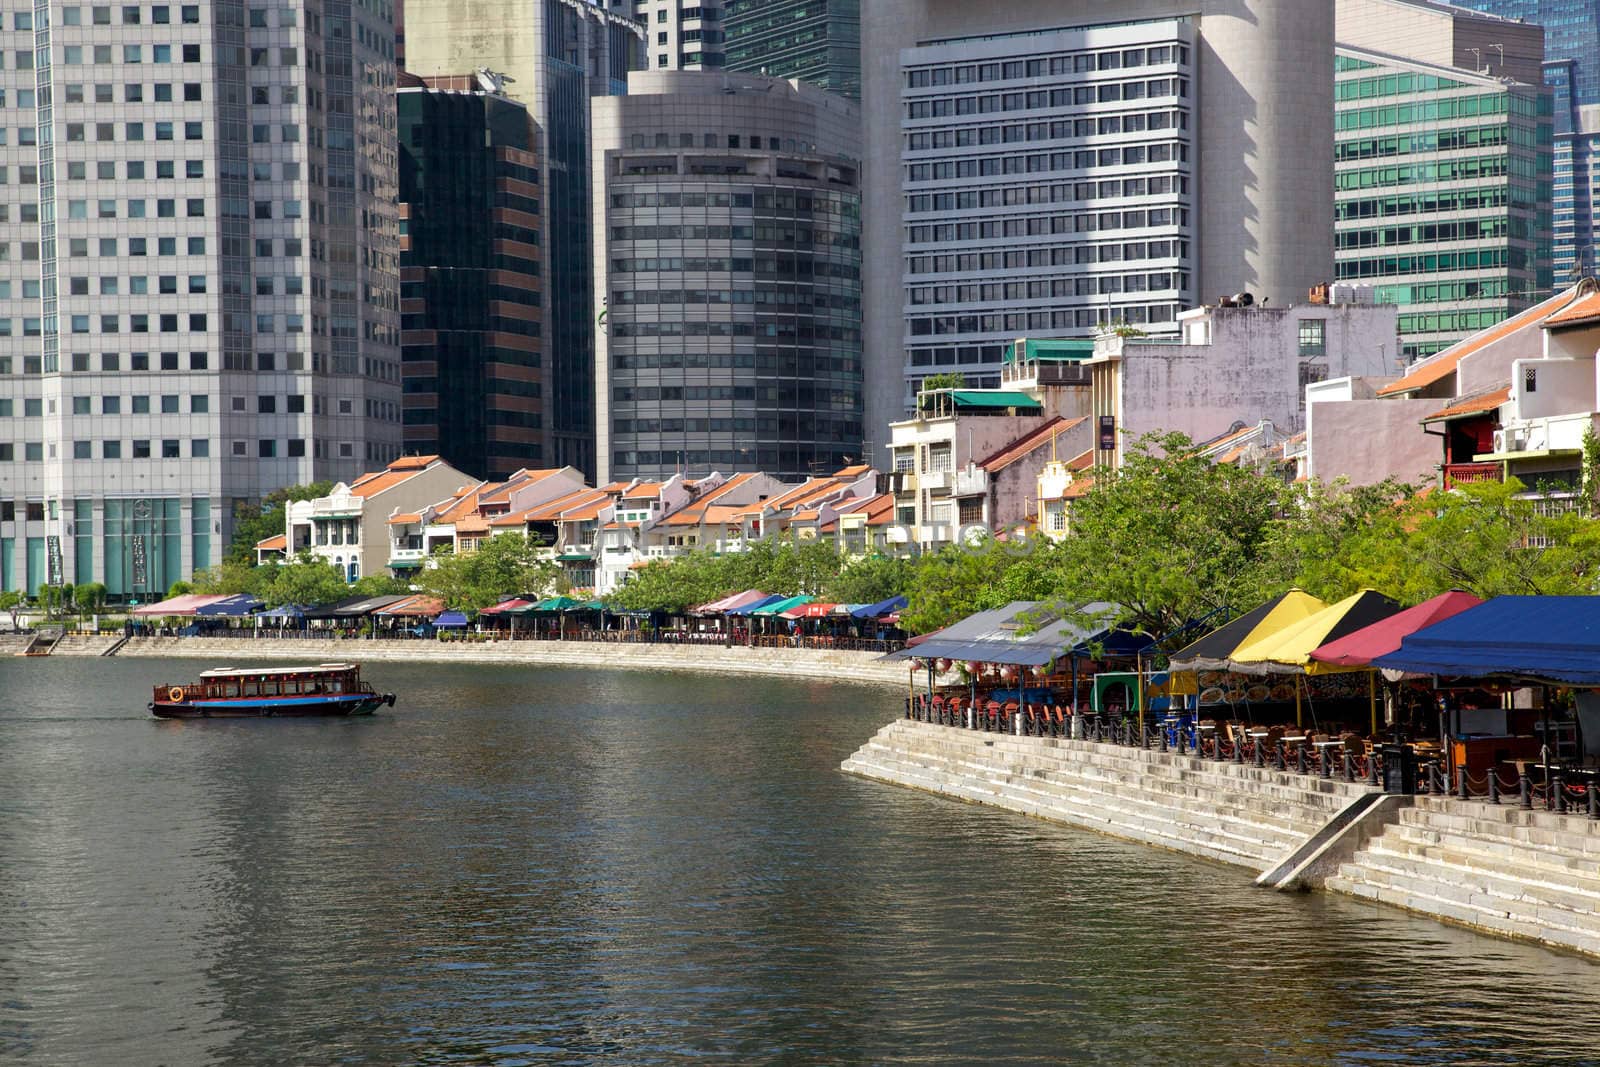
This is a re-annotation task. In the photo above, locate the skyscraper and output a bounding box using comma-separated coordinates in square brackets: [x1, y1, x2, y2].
[723, 0, 859, 98]
[398, 73, 543, 481]
[1335, 0, 1551, 361]
[632, 0, 726, 72]
[591, 71, 863, 482]
[401, 0, 644, 479]
[0, 0, 402, 600]
[861, 1, 1336, 453]
[1452, 0, 1600, 284]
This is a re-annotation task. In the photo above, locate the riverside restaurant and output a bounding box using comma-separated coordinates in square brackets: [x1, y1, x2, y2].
[896, 593, 1600, 813]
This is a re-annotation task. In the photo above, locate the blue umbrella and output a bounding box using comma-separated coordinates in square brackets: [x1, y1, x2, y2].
[433, 610, 470, 628]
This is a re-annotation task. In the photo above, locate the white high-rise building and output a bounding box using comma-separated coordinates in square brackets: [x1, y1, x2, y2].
[620, 0, 725, 72]
[0, 0, 402, 601]
[861, 0, 1338, 460]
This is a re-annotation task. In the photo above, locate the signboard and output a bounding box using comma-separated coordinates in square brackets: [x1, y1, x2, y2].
[1098, 415, 1116, 452]
[131, 534, 148, 588]
[46, 536, 62, 585]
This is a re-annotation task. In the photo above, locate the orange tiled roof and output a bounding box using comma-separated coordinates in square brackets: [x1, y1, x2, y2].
[386, 512, 423, 525]
[739, 476, 842, 516]
[477, 468, 566, 504]
[1067, 449, 1095, 472]
[819, 491, 896, 532]
[660, 473, 760, 525]
[621, 481, 664, 500]
[1061, 473, 1096, 500]
[1378, 286, 1579, 397]
[489, 487, 609, 527]
[346, 455, 441, 498]
[834, 464, 871, 477]
[1422, 385, 1511, 423]
[1544, 290, 1600, 327]
[255, 533, 287, 550]
[977, 415, 1084, 473]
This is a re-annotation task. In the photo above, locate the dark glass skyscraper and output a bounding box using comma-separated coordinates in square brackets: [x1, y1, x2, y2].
[398, 76, 544, 480]
[1456, 0, 1600, 282]
[723, 0, 860, 98]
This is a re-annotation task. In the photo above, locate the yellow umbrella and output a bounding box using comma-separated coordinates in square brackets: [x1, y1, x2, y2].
[1228, 590, 1403, 675]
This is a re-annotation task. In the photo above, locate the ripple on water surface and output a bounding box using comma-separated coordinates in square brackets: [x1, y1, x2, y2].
[1, 656, 1598, 1066]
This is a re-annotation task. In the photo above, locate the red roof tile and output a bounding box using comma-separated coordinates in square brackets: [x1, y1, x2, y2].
[1421, 385, 1511, 423]
[1378, 286, 1579, 397]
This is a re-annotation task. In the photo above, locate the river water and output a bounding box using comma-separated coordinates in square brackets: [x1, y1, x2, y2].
[1, 657, 1598, 1066]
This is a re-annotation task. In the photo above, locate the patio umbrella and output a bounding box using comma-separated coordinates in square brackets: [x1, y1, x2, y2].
[1311, 591, 1485, 670]
[433, 610, 470, 628]
[1166, 590, 1327, 673]
[1228, 590, 1403, 675]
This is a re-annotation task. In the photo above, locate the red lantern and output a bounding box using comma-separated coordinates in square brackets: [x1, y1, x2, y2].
[1001, 664, 1019, 682]
[966, 661, 982, 676]
[937, 658, 953, 674]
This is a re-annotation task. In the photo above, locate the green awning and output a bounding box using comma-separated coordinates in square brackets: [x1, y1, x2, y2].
[533, 596, 581, 612]
[566, 599, 608, 611]
[1005, 338, 1096, 364]
[951, 390, 1042, 411]
[388, 558, 424, 568]
[556, 551, 593, 561]
[751, 594, 813, 616]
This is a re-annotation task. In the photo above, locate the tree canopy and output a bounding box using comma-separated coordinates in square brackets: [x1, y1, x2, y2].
[225, 482, 332, 564]
[414, 533, 561, 613]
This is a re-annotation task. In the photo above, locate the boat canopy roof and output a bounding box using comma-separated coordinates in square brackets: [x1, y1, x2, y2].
[197, 662, 359, 679]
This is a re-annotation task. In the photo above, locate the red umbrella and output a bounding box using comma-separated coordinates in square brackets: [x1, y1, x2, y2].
[1310, 590, 1484, 668]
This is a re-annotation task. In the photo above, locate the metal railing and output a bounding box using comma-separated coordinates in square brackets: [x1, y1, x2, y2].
[901, 695, 1600, 823]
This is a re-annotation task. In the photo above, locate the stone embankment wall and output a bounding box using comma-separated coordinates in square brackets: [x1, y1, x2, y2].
[845, 719, 1600, 959]
[111, 636, 910, 686]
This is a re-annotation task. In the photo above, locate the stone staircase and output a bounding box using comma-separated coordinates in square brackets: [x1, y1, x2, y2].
[842, 719, 1376, 873]
[49, 634, 124, 656]
[0, 633, 32, 656]
[1326, 796, 1600, 956]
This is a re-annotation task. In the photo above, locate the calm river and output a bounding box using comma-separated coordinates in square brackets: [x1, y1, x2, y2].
[1, 657, 1599, 1065]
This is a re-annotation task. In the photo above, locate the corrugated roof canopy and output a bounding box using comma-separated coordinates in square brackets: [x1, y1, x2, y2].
[885, 601, 1137, 667]
[951, 390, 1043, 411]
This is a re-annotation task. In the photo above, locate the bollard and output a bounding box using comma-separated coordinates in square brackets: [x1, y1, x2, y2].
[1177, 728, 1187, 756]
[1276, 744, 1287, 773]
[1520, 773, 1532, 809]
[1141, 721, 1150, 750]
[1296, 746, 1306, 775]
[1234, 735, 1244, 764]
[1321, 748, 1332, 779]
[1343, 753, 1354, 783]
[1368, 755, 1380, 788]
[967, 706, 974, 731]
[1254, 740, 1264, 768]
[1487, 770, 1499, 805]
[1015, 708, 1023, 737]
[1457, 767, 1468, 800]
[1159, 727, 1168, 754]
[1555, 773, 1566, 815]
[1589, 783, 1598, 821]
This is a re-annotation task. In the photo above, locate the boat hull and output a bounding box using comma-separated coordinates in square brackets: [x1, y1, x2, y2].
[148, 693, 394, 719]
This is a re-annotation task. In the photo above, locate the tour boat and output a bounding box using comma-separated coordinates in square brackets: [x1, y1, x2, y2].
[149, 663, 396, 719]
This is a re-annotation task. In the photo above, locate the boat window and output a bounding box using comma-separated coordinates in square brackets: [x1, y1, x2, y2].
[284, 680, 299, 694]
[224, 684, 239, 697]
[243, 681, 258, 696]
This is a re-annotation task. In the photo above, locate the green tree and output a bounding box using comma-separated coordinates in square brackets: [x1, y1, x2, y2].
[1046, 431, 1292, 642]
[262, 554, 351, 608]
[188, 560, 268, 596]
[0, 589, 21, 630]
[167, 579, 194, 598]
[416, 533, 559, 613]
[825, 553, 914, 604]
[899, 536, 1031, 634]
[225, 482, 332, 564]
[74, 582, 108, 614]
[1327, 477, 1600, 601]
[921, 372, 967, 391]
[351, 574, 411, 598]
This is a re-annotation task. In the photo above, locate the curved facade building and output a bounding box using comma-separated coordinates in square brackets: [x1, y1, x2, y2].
[861, 0, 1336, 461]
[591, 71, 863, 482]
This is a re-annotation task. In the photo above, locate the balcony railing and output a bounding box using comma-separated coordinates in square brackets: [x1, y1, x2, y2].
[1444, 462, 1502, 488]
[954, 468, 988, 497]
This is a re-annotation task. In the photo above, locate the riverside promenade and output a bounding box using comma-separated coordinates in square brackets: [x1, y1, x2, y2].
[102, 634, 911, 686]
[847, 716, 1600, 960]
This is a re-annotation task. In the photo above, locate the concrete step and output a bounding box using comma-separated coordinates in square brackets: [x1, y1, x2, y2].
[1402, 798, 1600, 860]
[861, 749, 1313, 853]
[1355, 840, 1600, 921]
[847, 740, 1308, 869]
[1326, 862, 1600, 955]
[1380, 819, 1600, 891]
[849, 749, 1286, 870]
